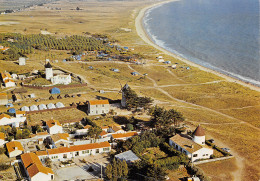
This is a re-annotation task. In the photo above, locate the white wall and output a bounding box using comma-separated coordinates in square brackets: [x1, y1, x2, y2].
[30, 172, 53, 181]
[48, 125, 63, 134]
[88, 104, 110, 115]
[0, 117, 26, 127]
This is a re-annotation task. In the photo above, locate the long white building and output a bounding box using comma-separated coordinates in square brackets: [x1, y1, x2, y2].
[169, 125, 213, 162]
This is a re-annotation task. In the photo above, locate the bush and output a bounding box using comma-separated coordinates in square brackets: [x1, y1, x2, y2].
[126, 124, 134, 131]
[0, 164, 10, 171]
[0, 147, 6, 154]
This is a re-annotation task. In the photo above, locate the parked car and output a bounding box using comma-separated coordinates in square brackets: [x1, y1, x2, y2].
[221, 148, 230, 152]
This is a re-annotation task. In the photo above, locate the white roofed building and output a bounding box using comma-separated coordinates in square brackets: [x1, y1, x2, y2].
[51, 74, 71, 85]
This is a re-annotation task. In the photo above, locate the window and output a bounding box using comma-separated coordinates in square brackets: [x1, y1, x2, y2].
[193, 154, 198, 157]
[202, 142, 205, 144]
[102, 110, 104, 113]
[96, 110, 98, 114]
[103, 147, 110, 151]
[96, 149, 99, 153]
[102, 104, 104, 107]
[96, 105, 98, 108]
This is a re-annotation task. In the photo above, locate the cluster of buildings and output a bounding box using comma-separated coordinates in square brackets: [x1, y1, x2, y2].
[45, 62, 71, 85]
[1, 72, 16, 88]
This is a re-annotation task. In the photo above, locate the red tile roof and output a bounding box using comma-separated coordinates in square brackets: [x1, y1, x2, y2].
[27, 163, 53, 178]
[6, 141, 24, 153]
[0, 132, 4, 140]
[47, 141, 110, 155]
[21, 152, 42, 169]
[46, 119, 61, 128]
[112, 132, 138, 139]
[89, 100, 109, 105]
[193, 125, 205, 136]
[0, 113, 11, 119]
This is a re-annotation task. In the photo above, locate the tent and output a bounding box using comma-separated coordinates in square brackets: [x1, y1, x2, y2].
[57, 95, 62, 99]
[49, 96, 54, 100]
[30, 105, 39, 111]
[21, 106, 29, 112]
[8, 108, 16, 114]
[38, 104, 47, 110]
[55, 102, 65, 108]
[50, 87, 60, 94]
[47, 103, 56, 109]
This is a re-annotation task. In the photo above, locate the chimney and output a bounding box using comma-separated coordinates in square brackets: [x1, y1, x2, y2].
[15, 147, 18, 150]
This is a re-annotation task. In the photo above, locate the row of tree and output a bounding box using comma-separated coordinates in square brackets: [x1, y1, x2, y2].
[105, 159, 128, 181]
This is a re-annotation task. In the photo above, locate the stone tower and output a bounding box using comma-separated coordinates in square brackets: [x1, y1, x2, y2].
[45, 62, 53, 80]
[192, 124, 206, 145]
[121, 83, 129, 108]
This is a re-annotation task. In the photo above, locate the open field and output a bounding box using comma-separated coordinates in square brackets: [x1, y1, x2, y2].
[0, 0, 259, 180]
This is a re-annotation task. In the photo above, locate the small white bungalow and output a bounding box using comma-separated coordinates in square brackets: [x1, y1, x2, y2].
[6, 141, 24, 157]
[47, 103, 56, 109]
[0, 113, 26, 127]
[38, 104, 47, 110]
[30, 105, 39, 111]
[111, 132, 138, 141]
[21, 106, 30, 112]
[18, 57, 26, 66]
[46, 119, 63, 135]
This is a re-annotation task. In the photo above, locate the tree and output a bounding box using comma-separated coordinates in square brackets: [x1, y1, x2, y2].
[87, 126, 102, 139]
[105, 163, 113, 180]
[122, 160, 128, 179]
[45, 158, 52, 168]
[146, 165, 167, 181]
[126, 123, 134, 131]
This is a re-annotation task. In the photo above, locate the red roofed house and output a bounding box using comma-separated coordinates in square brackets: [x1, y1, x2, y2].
[6, 141, 24, 157]
[21, 152, 54, 181]
[46, 119, 63, 134]
[0, 92, 8, 105]
[88, 100, 110, 115]
[111, 131, 138, 141]
[0, 113, 27, 127]
[169, 125, 213, 162]
[0, 132, 5, 146]
[46, 141, 111, 161]
[1, 72, 16, 87]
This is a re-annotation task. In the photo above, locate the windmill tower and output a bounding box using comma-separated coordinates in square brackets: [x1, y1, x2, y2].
[192, 125, 206, 145]
[121, 83, 129, 108]
[45, 62, 53, 80]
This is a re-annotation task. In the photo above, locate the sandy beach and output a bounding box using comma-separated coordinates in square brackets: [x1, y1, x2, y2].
[135, 0, 260, 92]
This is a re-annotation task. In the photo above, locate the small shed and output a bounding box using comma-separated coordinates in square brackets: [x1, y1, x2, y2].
[56, 102, 65, 108]
[50, 87, 60, 94]
[64, 94, 70, 98]
[158, 59, 164, 62]
[115, 150, 140, 164]
[30, 93, 36, 98]
[111, 68, 119, 72]
[47, 103, 56, 109]
[38, 104, 47, 110]
[164, 61, 171, 64]
[5, 103, 14, 108]
[8, 108, 16, 114]
[21, 106, 30, 112]
[131, 72, 139, 76]
[30, 105, 39, 111]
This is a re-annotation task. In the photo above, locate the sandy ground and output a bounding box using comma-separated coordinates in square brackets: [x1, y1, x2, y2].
[135, 0, 260, 92]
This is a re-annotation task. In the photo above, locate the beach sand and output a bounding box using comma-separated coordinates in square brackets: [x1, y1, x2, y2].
[135, 0, 260, 92]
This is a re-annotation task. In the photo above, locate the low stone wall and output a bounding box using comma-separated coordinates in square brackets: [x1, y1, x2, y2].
[26, 105, 77, 114]
[22, 83, 87, 90]
[193, 155, 234, 165]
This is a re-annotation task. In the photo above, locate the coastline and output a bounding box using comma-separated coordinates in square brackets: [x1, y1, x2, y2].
[135, 0, 260, 92]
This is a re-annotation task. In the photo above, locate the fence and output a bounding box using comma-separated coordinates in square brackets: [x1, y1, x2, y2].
[22, 83, 87, 90]
[193, 155, 234, 165]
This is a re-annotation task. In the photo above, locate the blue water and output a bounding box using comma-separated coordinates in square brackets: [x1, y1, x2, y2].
[143, 0, 260, 86]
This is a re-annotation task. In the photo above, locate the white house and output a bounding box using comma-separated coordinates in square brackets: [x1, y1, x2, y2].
[1, 72, 16, 87]
[88, 100, 110, 115]
[46, 141, 111, 161]
[0, 113, 26, 127]
[21, 152, 54, 181]
[0, 93, 8, 105]
[111, 132, 138, 141]
[51, 74, 71, 85]
[46, 119, 63, 134]
[18, 57, 26, 65]
[169, 125, 213, 162]
[6, 141, 24, 157]
[45, 62, 53, 80]
[48, 133, 70, 148]
[0, 133, 5, 146]
[75, 125, 92, 136]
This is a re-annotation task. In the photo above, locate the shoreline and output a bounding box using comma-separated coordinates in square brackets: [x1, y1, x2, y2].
[135, 0, 260, 92]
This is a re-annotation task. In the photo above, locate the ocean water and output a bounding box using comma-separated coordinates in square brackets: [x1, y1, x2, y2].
[143, 0, 260, 86]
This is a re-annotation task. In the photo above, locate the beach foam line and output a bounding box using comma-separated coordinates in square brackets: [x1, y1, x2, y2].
[135, 0, 260, 92]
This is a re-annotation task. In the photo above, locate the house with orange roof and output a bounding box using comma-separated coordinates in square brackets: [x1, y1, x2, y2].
[0, 46, 9, 52]
[169, 125, 213, 162]
[48, 133, 70, 148]
[111, 131, 138, 141]
[15, 111, 26, 118]
[1, 72, 16, 87]
[87, 99, 110, 115]
[46, 119, 63, 134]
[6, 141, 24, 157]
[0, 113, 26, 127]
[45, 141, 111, 161]
[75, 125, 92, 136]
[0, 92, 8, 105]
[0, 132, 5, 146]
[21, 152, 54, 181]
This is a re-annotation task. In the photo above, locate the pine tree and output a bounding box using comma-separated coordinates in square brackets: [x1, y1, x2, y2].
[122, 160, 128, 179]
[105, 163, 113, 180]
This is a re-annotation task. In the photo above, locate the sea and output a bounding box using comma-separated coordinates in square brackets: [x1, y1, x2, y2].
[143, 0, 260, 87]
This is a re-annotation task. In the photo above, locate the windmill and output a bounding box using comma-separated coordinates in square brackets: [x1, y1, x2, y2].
[116, 78, 129, 108]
